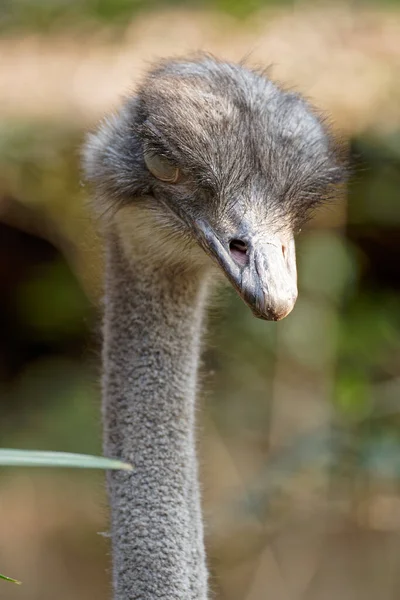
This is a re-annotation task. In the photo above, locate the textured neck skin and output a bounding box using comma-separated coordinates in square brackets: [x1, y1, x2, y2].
[102, 230, 209, 599]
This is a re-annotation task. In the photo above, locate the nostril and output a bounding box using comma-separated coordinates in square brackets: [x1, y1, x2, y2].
[229, 239, 249, 266]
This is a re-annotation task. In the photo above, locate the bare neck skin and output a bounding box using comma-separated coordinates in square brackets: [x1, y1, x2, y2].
[102, 228, 209, 599]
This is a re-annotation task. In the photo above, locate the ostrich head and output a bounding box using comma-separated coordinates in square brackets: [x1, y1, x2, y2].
[84, 56, 346, 321]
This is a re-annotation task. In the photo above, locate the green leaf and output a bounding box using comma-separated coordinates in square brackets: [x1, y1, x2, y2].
[0, 449, 133, 471]
[0, 573, 21, 584]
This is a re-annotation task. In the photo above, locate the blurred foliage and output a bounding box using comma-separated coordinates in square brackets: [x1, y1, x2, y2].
[0, 0, 293, 33]
[0, 0, 282, 32]
[0, 357, 100, 453]
[0, 120, 84, 221]
[2, 0, 400, 33]
[16, 260, 89, 340]
[350, 135, 400, 226]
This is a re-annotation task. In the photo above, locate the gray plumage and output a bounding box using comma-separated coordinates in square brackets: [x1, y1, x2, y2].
[83, 55, 346, 599]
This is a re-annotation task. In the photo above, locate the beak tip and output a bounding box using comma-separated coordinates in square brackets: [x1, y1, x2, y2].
[274, 304, 295, 321]
[253, 307, 293, 322]
[252, 290, 298, 322]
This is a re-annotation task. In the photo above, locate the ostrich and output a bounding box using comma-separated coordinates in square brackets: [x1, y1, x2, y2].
[83, 56, 345, 600]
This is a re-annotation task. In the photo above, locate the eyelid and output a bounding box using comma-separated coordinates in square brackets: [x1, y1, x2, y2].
[147, 147, 179, 167]
[144, 151, 181, 183]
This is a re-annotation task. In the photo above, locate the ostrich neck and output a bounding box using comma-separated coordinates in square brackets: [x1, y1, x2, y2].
[102, 232, 208, 600]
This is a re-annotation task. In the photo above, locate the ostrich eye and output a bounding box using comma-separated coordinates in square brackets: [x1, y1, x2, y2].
[144, 151, 180, 183]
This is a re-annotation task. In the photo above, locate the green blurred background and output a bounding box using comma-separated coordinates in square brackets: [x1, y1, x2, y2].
[1, 1, 400, 598]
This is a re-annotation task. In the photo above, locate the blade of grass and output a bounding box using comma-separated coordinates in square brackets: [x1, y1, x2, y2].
[0, 449, 132, 471]
[0, 573, 21, 584]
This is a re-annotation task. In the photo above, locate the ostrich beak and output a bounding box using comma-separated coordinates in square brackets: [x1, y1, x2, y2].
[196, 220, 298, 321]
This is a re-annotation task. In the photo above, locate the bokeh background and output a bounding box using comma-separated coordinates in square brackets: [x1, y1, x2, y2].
[1, 1, 400, 598]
